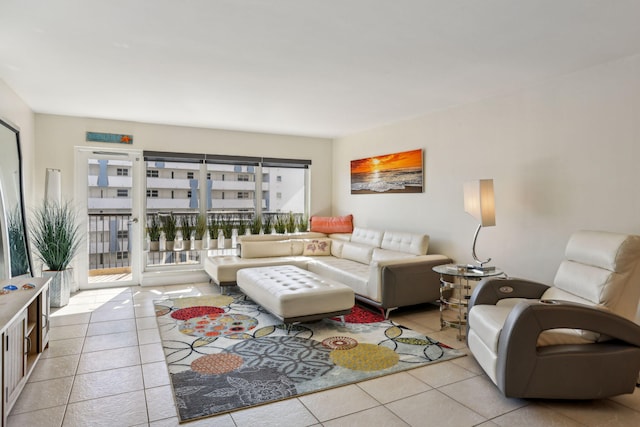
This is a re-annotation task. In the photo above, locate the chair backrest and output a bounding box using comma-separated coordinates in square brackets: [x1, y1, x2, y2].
[548, 230, 640, 322]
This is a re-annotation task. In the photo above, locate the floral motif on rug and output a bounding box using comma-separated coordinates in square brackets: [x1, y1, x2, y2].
[154, 294, 464, 423]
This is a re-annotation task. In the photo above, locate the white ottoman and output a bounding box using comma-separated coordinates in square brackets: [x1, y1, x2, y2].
[236, 265, 355, 323]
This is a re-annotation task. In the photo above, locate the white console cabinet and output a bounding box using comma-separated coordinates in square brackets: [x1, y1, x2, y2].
[0, 277, 50, 426]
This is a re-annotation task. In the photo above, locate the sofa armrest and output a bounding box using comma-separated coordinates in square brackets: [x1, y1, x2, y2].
[379, 255, 452, 309]
[469, 277, 549, 309]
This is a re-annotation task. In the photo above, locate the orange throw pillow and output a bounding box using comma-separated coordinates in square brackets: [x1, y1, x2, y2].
[310, 214, 354, 234]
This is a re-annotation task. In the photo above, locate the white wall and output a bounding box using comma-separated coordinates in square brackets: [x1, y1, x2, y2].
[0, 79, 36, 204]
[333, 54, 640, 284]
[33, 114, 333, 217]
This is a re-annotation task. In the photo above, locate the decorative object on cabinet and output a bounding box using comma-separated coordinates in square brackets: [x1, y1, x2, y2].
[29, 200, 82, 307]
[463, 179, 496, 270]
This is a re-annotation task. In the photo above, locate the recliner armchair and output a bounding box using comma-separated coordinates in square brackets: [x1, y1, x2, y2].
[467, 230, 640, 399]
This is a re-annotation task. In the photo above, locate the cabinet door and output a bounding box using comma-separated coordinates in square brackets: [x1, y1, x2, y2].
[4, 309, 27, 413]
[40, 283, 50, 351]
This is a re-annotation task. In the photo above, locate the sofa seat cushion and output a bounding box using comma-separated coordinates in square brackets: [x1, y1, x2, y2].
[204, 255, 309, 284]
[307, 257, 371, 300]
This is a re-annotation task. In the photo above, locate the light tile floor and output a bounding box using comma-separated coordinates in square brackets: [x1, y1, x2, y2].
[8, 282, 640, 426]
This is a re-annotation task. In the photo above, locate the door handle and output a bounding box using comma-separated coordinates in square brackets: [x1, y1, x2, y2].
[129, 217, 139, 224]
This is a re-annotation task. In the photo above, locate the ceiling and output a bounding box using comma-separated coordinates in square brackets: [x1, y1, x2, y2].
[2, 1, 640, 138]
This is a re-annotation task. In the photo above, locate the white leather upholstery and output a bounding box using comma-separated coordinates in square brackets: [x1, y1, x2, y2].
[553, 231, 640, 322]
[241, 240, 293, 258]
[350, 227, 384, 247]
[206, 227, 442, 309]
[237, 265, 354, 319]
[341, 242, 374, 264]
[381, 231, 429, 255]
[467, 230, 640, 399]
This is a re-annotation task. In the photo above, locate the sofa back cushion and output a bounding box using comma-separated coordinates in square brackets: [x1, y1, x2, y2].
[241, 240, 292, 258]
[341, 241, 374, 264]
[381, 231, 429, 255]
[350, 227, 384, 247]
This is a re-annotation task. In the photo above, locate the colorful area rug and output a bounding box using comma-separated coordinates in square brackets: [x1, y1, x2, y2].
[154, 294, 464, 423]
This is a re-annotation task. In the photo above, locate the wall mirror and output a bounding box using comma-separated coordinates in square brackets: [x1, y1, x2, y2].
[0, 118, 32, 279]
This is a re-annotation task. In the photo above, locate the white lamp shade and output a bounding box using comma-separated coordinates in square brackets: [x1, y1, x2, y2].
[464, 179, 496, 227]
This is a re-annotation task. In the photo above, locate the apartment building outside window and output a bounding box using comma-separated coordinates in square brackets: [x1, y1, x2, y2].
[117, 168, 129, 176]
[117, 189, 128, 197]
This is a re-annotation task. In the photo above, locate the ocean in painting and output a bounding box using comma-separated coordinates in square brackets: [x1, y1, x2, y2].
[351, 167, 423, 193]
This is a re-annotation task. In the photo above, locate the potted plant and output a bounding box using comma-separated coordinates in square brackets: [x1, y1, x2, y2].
[285, 212, 297, 234]
[208, 214, 220, 245]
[297, 214, 309, 233]
[263, 214, 274, 235]
[274, 214, 287, 234]
[161, 214, 177, 251]
[147, 214, 162, 251]
[30, 201, 82, 307]
[194, 213, 208, 250]
[180, 215, 194, 250]
[249, 215, 262, 235]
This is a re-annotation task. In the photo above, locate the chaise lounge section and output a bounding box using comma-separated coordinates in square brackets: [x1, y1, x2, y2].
[205, 227, 452, 317]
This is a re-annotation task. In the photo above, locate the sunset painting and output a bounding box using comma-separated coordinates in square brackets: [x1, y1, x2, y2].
[350, 149, 423, 194]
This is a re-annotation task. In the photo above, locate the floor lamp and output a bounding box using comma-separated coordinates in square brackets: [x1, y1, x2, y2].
[463, 179, 495, 270]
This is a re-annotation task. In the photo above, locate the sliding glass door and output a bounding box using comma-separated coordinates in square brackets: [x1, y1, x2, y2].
[75, 147, 144, 289]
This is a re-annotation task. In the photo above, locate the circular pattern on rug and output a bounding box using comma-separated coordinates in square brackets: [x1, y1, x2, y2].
[179, 313, 258, 338]
[171, 306, 225, 321]
[191, 353, 244, 374]
[322, 336, 358, 350]
[154, 304, 171, 317]
[173, 295, 234, 309]
[224, 336, 333, 383]
[330, 343, 399, 371]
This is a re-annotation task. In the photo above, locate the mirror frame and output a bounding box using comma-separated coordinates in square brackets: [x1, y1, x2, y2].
[0, 117, 33, 278]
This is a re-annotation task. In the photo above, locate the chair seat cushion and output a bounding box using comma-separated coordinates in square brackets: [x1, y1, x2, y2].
[468, 305, 513, 353]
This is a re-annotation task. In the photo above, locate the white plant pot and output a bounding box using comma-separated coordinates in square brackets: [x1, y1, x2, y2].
[43, 269, 72, 308]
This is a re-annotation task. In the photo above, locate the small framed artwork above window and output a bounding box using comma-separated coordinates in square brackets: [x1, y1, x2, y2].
[350, 148, 423, 194]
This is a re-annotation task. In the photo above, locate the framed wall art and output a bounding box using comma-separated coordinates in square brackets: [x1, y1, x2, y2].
[350, 148, 423, 194]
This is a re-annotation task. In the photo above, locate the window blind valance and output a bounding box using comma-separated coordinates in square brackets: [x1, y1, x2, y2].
[143, 151, 311, 168]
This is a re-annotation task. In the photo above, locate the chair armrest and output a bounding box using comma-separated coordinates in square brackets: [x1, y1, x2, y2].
[468, 277, 549, 309]
[503, 300, 640, 347]
[497, 300, 640, 398]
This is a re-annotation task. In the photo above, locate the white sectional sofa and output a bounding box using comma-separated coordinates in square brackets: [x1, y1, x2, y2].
[204, 227, 451, 317]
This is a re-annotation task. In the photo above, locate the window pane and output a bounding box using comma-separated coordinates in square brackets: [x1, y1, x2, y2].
[207, 163, 257, 214]
[262, 166, 305, 214]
